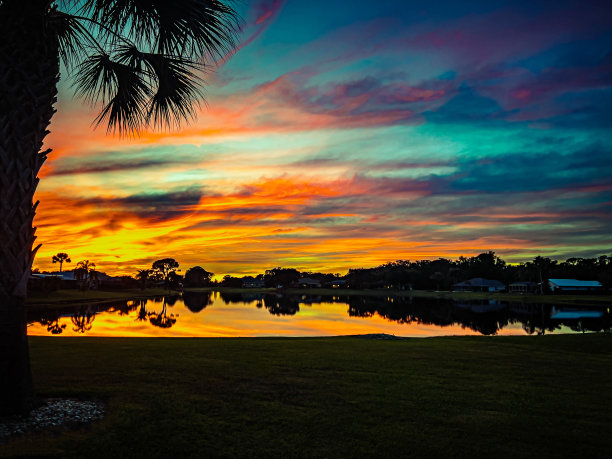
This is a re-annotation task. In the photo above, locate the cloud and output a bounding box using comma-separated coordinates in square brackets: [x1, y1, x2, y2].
[34, 0, 612, 277]
[217, 0, 286, 67]
[48, 157, 186, 176]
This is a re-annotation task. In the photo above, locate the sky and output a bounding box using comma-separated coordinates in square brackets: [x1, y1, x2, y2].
[34, 0, 612, 278]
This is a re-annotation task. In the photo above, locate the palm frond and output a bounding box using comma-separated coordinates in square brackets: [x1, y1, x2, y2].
[115, 45, 205, 128]
[47, 10, 94, 70]
[79, 0, 239, 57]
[54, 0, 240, 135]
[74, 52, 151, 133]
[141, 52, 205, 129]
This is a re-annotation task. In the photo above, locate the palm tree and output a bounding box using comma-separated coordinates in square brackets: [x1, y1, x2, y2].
[136, 269, 150, 290]
[0, 0, 239, 415]
[51, 252, 71, 272]
[74, 259, 97, 289]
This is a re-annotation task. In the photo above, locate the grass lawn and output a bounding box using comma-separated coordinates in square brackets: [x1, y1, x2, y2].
[2, 334, 611, 457]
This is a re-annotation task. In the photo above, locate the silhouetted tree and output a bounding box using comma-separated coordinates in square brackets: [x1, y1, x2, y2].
[135, 269, 150, 290]
[74, 260, 97, 290]
[264, 267, 301, 288]
[184, 266, 213, 288]
[166, 271, 183, 290]
[51, 252, 71, 272]
[0, 0, 239, 415]
[221, 275, 243, 288]
[152, 258, 179, 289]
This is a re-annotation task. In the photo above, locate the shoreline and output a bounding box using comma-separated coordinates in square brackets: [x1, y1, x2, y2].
[26, 286, 612, 309]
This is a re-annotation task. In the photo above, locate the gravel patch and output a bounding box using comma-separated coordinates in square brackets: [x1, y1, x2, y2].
[0, 399, 105, 440]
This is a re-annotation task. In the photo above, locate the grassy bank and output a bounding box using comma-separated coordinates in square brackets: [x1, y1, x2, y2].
[26, 287, 612, 308]
[26, 288, 174, 306]
[3, 334, 611, 457]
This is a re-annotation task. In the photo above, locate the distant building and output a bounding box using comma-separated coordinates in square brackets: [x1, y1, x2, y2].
[330, 279, 348, 288]
[508, 281, 539, 294]
[453, 278, 506, 292]
[30, 270, 119, 290]
[242, 276, 265, 288]
[297, 277, 322, 288]
[548, 279, 603, 293]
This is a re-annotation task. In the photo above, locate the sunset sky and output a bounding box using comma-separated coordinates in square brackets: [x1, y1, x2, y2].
[34, 0, 612, 278]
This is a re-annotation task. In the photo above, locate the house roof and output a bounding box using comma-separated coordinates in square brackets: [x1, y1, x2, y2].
[454, 278, 505, 288]
[31, 273, 62, 279]
[548, 279, 602, 288]
[298, 277, 321, 285]
[242, 276, 264, 285]
[32, 271, 117, 281]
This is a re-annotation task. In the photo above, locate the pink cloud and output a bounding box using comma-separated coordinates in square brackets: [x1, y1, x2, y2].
[217, 0, 286, 67]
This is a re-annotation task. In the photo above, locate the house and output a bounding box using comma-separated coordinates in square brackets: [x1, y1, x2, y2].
[44, 270, 107, 289]
[28, 273, 63, 291]
[242, 276, 265, 288]
[330, 279, 348, 289]
[296, 277, 321, 288]
[453, 278, 506, 292]
[508, 281, 539, 294]
[548, 279, 603, 293]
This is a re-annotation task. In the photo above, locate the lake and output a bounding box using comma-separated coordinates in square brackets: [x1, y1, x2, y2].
[27, 291, 611, 337]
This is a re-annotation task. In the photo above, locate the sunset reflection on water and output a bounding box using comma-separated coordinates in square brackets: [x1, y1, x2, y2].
[27, 292, 604, 338]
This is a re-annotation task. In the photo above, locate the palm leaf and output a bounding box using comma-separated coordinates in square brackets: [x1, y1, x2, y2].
[115, 45, 205, 128]
[74, 52, 151, 133]
[79, 0, 239, 57]
[55, 0, 240, 134]
[47, 10, 93, 70]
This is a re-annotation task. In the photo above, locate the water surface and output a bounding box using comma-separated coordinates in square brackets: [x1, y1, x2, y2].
[27, 291, 611, 337]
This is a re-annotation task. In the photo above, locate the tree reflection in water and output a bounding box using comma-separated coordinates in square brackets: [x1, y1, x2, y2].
[165, 295, 179, 307]
[147, 297, 178, 329]
[135, 299, 149, 322]
[71, 307, 95, 333]
[38, 311, 66, 335]
[26, 292, 612, 336]
[263, 295, 299, 316]
[182, 291, 213, 313]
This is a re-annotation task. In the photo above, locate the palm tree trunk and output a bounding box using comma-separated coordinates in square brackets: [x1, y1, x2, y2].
[0, 1, 59, 415]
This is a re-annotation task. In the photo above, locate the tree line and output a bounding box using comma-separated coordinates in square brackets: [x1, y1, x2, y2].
[221, 252, 612, 290]
[36, 251, 612, 292]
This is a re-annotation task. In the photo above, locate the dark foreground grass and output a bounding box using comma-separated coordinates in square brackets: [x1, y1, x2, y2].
[3, 334, 612, 458]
